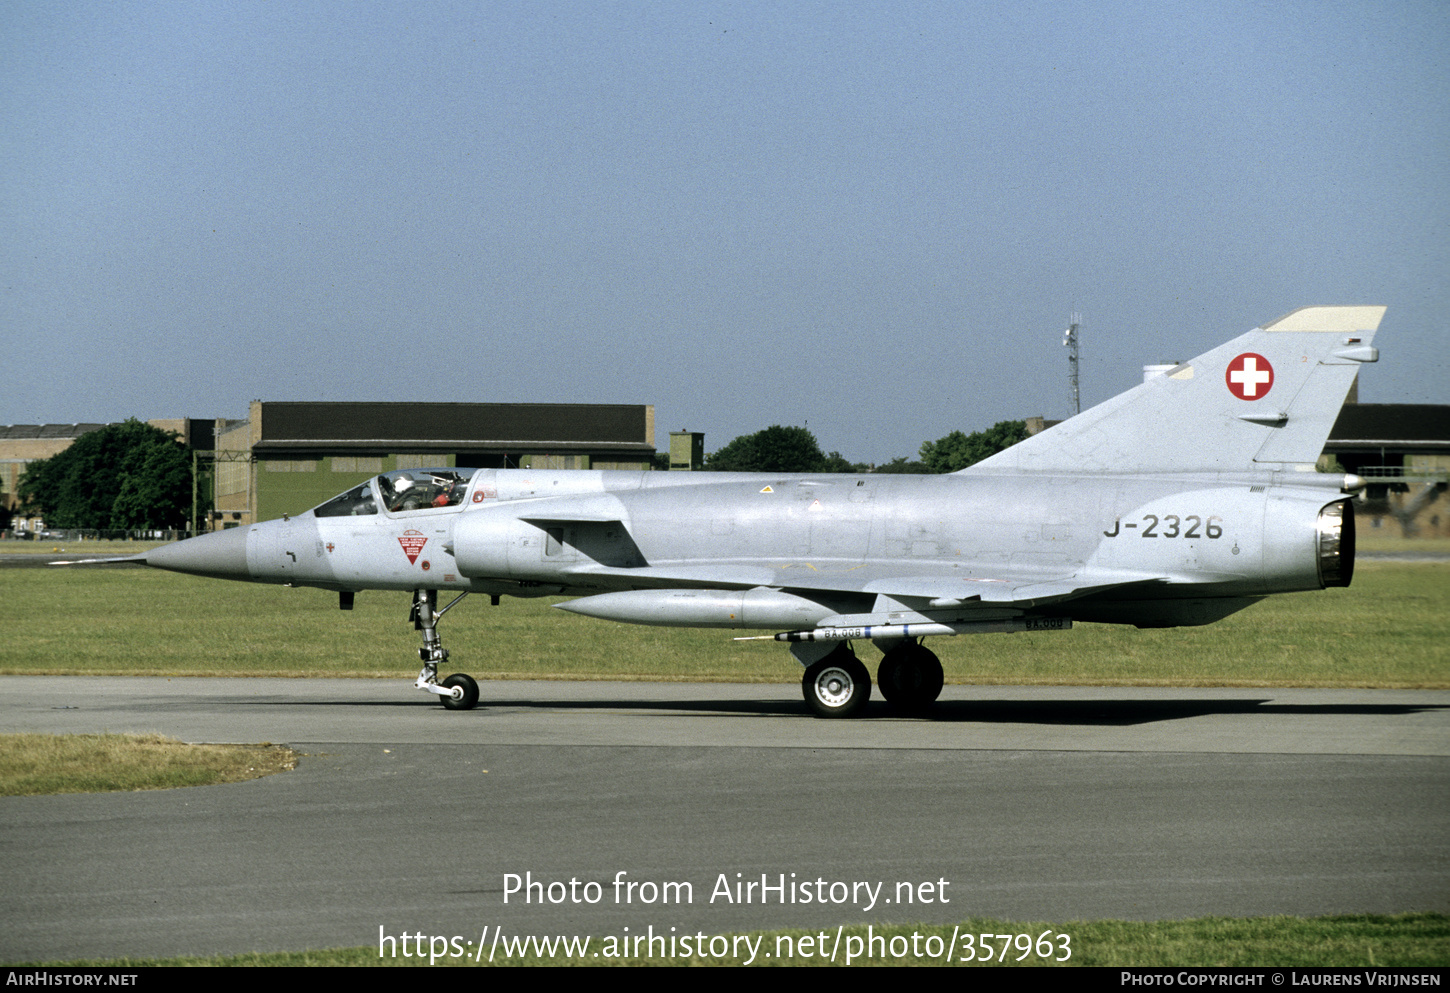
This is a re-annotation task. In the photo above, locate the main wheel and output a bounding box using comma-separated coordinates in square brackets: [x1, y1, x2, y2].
[887, 643, 945, 713]
[802, 649, 871, 719]
[440, 673, 479, 710]
[876, 654, 901, 703]
[875, 643, 945, 713]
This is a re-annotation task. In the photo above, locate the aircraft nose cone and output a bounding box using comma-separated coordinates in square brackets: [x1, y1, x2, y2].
[144, 526, 251, 580]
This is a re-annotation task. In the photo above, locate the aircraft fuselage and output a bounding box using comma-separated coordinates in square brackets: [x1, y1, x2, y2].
[158, 466, 1355, 632]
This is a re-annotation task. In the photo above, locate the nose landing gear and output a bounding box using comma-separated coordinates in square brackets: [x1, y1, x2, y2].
[410, 589, 479, 710]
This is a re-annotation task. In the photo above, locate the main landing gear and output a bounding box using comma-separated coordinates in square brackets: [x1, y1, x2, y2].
[411, 589, 479, 710]
[876, 640, 944, 713]
[801, 644, 873, 719]
[795, 639, 945, 719]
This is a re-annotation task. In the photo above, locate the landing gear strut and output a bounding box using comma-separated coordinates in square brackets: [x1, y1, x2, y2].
[411, 589, 478, 710]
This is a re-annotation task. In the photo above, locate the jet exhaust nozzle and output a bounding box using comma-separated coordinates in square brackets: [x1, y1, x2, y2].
[1316, 499, 1355, 588]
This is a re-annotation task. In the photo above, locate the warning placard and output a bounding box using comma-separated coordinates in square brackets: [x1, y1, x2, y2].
[398, 530, 428, 564]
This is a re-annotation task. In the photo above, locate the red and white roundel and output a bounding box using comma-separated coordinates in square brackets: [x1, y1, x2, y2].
[1226, 352, 1274, 400]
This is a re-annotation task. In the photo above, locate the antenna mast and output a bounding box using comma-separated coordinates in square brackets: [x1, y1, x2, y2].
[1062, 312, 1082, 416]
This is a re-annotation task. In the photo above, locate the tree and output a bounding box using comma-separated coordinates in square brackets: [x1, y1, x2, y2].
[820, 450, 870, 474]
[871, 456, 929, 474]
[705, 425, 840, 473]
[18, 420, 199, 529]
[918, 420, 1029, 473]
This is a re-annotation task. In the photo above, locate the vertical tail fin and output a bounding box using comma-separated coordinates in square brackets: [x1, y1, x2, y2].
[967, 306, 1386, 474]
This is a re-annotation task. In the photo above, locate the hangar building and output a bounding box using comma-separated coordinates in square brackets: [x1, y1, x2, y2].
[214, 401, 656, 525]
[1323, 403, 1450, 538]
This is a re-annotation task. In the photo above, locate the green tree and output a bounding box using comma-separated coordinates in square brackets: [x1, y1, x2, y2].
[705, 425, 842, 473]
[871, 456, 929, 474]
[918, 420, 1029, 473]
[18, 420, 199, 529]
[820, 450, 870, 473]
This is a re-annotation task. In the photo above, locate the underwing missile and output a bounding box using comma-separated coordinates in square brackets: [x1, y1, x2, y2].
[757, 617, 1074, 643]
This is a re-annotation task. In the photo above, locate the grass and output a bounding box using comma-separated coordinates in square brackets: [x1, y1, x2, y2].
[0, 733, 298, 795]
[0, 562, 1445, 686]
[0, 539, 166, 555]
[1356, 534, 1450, 555]
[19, 913, 1448, 967]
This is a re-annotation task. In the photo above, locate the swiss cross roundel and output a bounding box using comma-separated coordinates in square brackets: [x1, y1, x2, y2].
[1225, 352, 1274, 400]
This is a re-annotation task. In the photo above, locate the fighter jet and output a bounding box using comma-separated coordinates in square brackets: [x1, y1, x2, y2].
[141, 305, 1384, 717]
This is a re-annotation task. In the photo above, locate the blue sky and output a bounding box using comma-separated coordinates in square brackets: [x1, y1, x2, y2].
[3, 1, 1446, 462]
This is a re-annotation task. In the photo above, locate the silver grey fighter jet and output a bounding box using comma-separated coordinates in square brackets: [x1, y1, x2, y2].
[141, 305, 1384, 717]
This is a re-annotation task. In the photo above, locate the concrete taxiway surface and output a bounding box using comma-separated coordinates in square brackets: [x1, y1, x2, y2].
[1, 677, 1447, 963]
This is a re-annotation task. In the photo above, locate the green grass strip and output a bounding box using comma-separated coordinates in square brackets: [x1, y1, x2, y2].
[2, 562, 1445, 686]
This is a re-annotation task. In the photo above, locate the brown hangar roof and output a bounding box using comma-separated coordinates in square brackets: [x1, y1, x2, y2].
[1325, 404, 1450, 453]
[251, 402, 655, 455]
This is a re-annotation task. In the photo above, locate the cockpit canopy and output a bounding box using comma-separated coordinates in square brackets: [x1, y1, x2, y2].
[314, 468, 474, 518]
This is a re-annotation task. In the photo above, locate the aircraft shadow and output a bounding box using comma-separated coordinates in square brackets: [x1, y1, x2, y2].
[218, 695, 1449, 727]
[472, 696, 1450, 727]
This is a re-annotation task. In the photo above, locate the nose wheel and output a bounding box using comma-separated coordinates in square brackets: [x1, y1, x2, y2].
[410, 589, 479, 710]
[439, 673, 479, 710]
